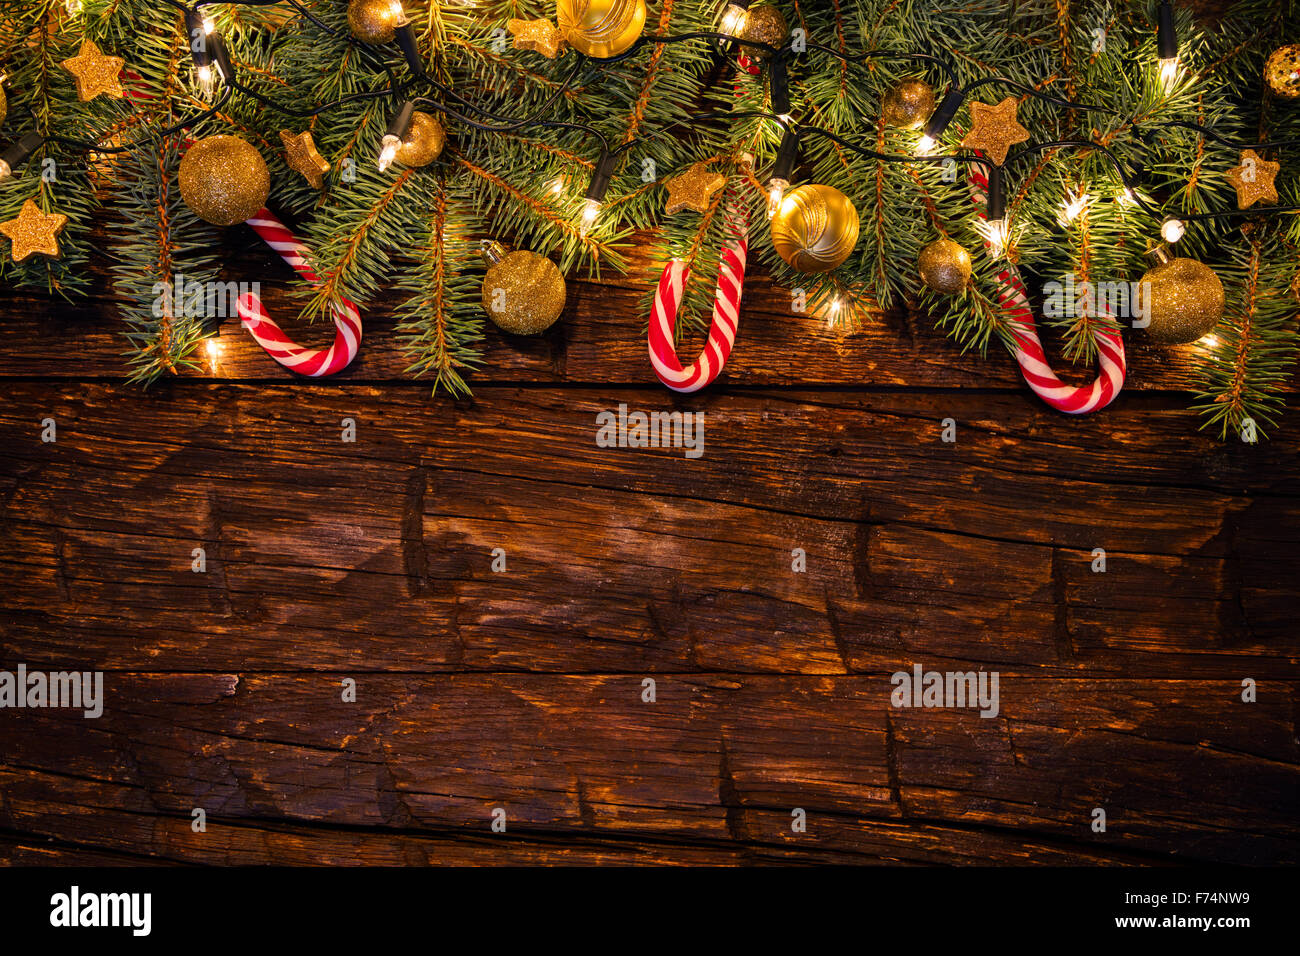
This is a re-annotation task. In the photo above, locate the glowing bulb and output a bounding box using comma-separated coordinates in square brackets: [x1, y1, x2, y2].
[1118, 188, 1137, 206]
[389, 0, 408, 24]
[1160, 217, 1185, 243]
[720, 3, 747, 37]
[1059, 190, 1091, 225]
[1158, 56, 1179, 86]
[766, 178, 788, 219]
[827, 296, 843, 327]
[976, 217, 1011, 257]
[202, 16, 215, 34]
[195, 64, 215, 96]
[916, 134, 937, 155]
[0, 160, 11, 182]
[544, 176, 564, 196]
[64, 0, 82, 14]
[377, 135, 400, 172]
[579, 198, 601, 236]
[205, 338, 222, 365]
[1199, 333, 1219, 348]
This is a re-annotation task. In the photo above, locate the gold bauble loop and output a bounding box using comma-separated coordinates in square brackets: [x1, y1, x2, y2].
[735, 3, 787, 59]
[348, 0, 401, 44]
[1140, 256, 1225, 345]
[918, 238, 971, 294]
[769, 184, 860, 273]
[1264, 44, 1300, 99]
[882, 78, 935, 129]
[482, 251, 567, 334]
[556, 0, 646, 59]
[395, 111, 446, 167]
[178, 135, 270, 227]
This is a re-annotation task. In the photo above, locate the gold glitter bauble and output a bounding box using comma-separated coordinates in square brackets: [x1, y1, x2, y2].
[918, 238, 971, 294]
[1141, 255, 1225, 345]
[735, 3, 787, 58]
[394, 111, 445, 167]
[1264, 44, 1300, 99]
[178, 135, 270, 227]
[770, 184, 859, 273]
[556, 0, 646, 59]
[481, 246, 566, 334]
[348, 0, 401, 43]
[882, 78, 935, 129]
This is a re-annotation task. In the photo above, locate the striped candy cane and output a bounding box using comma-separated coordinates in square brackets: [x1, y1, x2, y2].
[648, 201, 749, 393]
[969, 167, 1126, 414]
[236, 208, 362, 377]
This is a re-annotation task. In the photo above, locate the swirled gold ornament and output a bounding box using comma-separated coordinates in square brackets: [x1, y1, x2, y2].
[770, 184, 859, 273]
[1265, 44, 1300, 99]
[178, 135, 270, 227]
[735, 3, 787, 59]
[394, 111, 445, 167]
[556, 0, 646, 59]
[348, 0, 401, 44]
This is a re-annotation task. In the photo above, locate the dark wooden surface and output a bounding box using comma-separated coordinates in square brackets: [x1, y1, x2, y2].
[0, 226, 1297, 866]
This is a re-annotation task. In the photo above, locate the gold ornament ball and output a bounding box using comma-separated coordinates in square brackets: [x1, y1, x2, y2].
[348, 0, 401, 44]
[735, 3, 787, 58]
[1265, 44, 1300, 99]
[1141, 255, 1225, 345]
[557, 0, 646, 59]
[882, 78, 935, 129]
[395, 111, 445, 167]
[178, 135, 270, 227]
[482, 250, 567, 334]
[918, 238, 971, 294]
[770, 183, 860, 273]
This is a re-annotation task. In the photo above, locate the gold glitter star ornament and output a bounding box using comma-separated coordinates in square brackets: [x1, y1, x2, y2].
[61, 39, 125, 102]
[509, 18, 566, 58]
[663, 162, 726, 215]
[0, 200, 69, 262]
[961, 97, 1030, 166]
[280, 130, 331, 189]
[1225, 149, 1280, 210]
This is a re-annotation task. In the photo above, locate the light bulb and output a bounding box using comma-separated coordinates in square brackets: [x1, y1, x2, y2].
[377, 135, 400, 172]
[389, 0, 408, 24]
[195, 64, 215, 96]
[916, 134, 937, 155]
[1059, 190, 1091, 225]
[579, 198, 601, 236]
[0, 160, 11, 182]
[202, 16, 215, 34]
[1159, 56, 1180, 86]
[720, 3, 748, 37]
[1118, 188, 1137, 206]
[1160, 217, 1185, 243]
[1199, 333, 1219, 348]
[977, 217, 1011, 257]
[64, 0, 82, 14]
[545, 176, 564, 196]
[766, 178, 788, 219]
[205, 337, 223, 365]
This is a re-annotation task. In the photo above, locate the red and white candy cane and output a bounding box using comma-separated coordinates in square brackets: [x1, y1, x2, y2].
[648, 201, 749, 393]
[969, 167, 1126, 414]
[236, 208, 362, 377]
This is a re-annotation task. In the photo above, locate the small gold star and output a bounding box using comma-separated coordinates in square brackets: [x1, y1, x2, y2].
[1225, 149, 1280, 210]
[961, 97, 1030, 166]
[280, 130, 331, 190]
[663, 162, 727, 215]
[61, 39, 125, 102]
[509, 18, 566, 58]
[0, 200, 69, 262]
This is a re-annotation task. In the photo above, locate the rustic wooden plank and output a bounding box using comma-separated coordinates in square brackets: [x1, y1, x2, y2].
[0, 237, 1235, 390]
[0, 674, 1293, 864]
[1, 383, 1296, 676]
